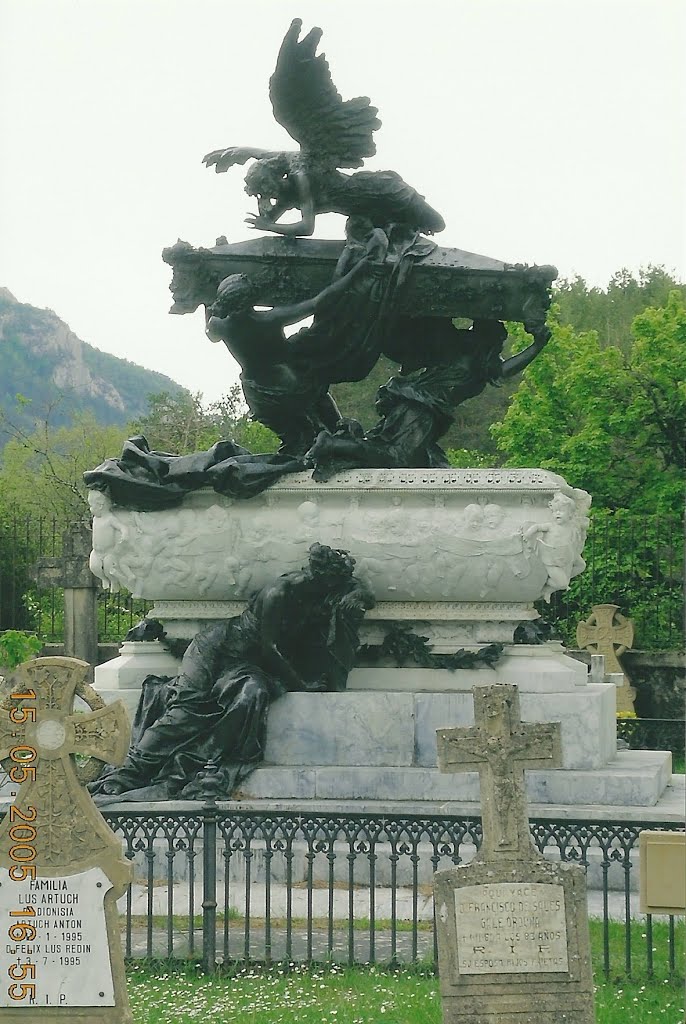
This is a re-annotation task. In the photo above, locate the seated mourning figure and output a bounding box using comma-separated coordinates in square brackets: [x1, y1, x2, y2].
[90, 544, 374, 802]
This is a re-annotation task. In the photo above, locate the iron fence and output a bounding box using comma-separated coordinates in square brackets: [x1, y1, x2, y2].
[0, 512, 150, 642]
[544, 511, 683, 650]
[73, 806, 686, 980]
[0, 511, 683, 648]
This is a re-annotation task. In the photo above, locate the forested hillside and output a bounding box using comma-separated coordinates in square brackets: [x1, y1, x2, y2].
[0, 287, 185, 443]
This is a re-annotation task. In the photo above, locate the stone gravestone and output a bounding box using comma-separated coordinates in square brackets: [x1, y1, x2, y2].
[576, 604, 636, 713]
[434, 683, 595, 1024]
[0, 657, 132, 1022]
[34, 522, 100, 675]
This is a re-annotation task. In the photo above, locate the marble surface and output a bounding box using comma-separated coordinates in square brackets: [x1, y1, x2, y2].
[260, 684, 615, 772]
[243, 751, 672, 807]
[264, 692, 415, 766]
[0, 867, 115, 1008]
[88, 469, 590, 605]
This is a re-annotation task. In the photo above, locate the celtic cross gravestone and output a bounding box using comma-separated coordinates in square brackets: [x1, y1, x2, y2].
[0, 657, 132, 1023]
[433, 683, 595, 1023]
[576, 604, 636, 713]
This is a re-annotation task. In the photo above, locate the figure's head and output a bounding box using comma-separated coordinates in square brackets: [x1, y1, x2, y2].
[549, 492, 576, 523]
[307, 543, 355, 580]
[88, 489, 110, 516]
[297, 500, 319, 525]
[244, 157, 290, 203]
[462, 504, 484, 529]
[211, 274, 255, 316]
[344, 215, 375, 244]
[483, 503, 504, 530]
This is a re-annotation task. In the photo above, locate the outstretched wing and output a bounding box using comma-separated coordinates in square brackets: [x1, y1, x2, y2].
[202, 146, 292, 173]
[269, 18, 381, 168]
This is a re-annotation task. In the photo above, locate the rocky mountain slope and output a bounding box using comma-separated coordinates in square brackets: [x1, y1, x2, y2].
[0, 287, 185, 440]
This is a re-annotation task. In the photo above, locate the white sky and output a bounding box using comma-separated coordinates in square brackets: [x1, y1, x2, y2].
[1, 0, 684, 403]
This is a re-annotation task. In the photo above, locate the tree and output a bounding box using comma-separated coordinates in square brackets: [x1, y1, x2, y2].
[131, 386, 279, 456]
[555, 266, 686, 352]
[130, 391, 225, 454]
[491, 294, 686, 514]
[0, 408, 128, 522]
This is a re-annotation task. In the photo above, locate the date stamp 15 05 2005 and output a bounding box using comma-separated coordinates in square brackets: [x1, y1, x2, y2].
[4, 682, 40, 1005]
[0, 656, 133, 1023]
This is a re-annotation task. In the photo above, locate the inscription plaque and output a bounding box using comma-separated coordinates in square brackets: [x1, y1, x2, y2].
[454, 882, 569, 975]
[0, 868, 115, 1008]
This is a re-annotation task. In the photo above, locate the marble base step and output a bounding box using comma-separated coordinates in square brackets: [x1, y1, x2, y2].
[241, 750, 673, 808]
[262, 684, 616, 772]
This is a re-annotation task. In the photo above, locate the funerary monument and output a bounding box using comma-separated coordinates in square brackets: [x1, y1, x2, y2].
[85, 18, 672, 813]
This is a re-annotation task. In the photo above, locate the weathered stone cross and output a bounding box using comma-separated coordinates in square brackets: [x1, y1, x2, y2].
[0, 656, 129, 875]
[436, 683, 562, 860]
[576, 603, 635, 713]
[576, 603, 634, 677]
[33, 522, 99, 670]
[0, 657, 133, 1021]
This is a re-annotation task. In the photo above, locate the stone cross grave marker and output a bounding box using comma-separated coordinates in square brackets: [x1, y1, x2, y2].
[576, 603, 635, 713]
[34, 522, 100, 674]
[433, 682, 595, 1024]
[0, 657, 132, 1023]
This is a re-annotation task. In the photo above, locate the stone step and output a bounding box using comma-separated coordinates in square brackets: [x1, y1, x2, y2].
[242, 750, 672, 807]
[263, 683, 616, 771]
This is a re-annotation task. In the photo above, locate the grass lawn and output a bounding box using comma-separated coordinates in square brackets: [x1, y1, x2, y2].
[125, 920, 684, 1023]
[126, 962, 684, 1023]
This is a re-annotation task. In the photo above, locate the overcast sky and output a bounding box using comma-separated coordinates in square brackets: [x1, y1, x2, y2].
[1, 0, 684, 403]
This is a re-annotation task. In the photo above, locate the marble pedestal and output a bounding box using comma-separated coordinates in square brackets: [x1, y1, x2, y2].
[90, 467, 671, 812]
[95, 641, 672, 809]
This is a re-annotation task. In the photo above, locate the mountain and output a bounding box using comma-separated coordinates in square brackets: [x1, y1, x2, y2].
[0, 288, 186, 439]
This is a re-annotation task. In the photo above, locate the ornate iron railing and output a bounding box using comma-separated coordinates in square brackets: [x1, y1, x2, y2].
[82, 806, 685, 979]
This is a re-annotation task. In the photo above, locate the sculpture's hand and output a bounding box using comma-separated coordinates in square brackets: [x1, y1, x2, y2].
[338, 587, 375, 615]
[300, 679, 328, 692]
[245, 213, 275, 231]
[523, 319, 551, 348]
[364, 228, 389, 262]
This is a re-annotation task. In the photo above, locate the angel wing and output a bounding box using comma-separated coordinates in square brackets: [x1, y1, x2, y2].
[269, 18, 381, 168]
[203, 146, 293, 174]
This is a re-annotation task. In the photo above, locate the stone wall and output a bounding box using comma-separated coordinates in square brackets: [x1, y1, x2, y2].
[569, 650, 685, 719]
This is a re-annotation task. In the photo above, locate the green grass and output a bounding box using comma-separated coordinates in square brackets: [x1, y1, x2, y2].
[123, 919, 685, 1022]
[125, 961, 684, 1023]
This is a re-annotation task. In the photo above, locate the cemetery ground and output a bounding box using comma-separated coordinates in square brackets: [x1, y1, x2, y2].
[120, 918, 684, 1023]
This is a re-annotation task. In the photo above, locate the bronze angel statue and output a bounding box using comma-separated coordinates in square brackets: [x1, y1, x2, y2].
[203, 18, 445, 238]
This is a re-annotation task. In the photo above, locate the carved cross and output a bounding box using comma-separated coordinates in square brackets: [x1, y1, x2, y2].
[576, 603, 634, 677]
[33, 523, 100, 668]
[33, 522, 97, 592]
[0, 657, 130, 873]
[437, 683, 562, 860]
[0, 660, 133, 1019]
